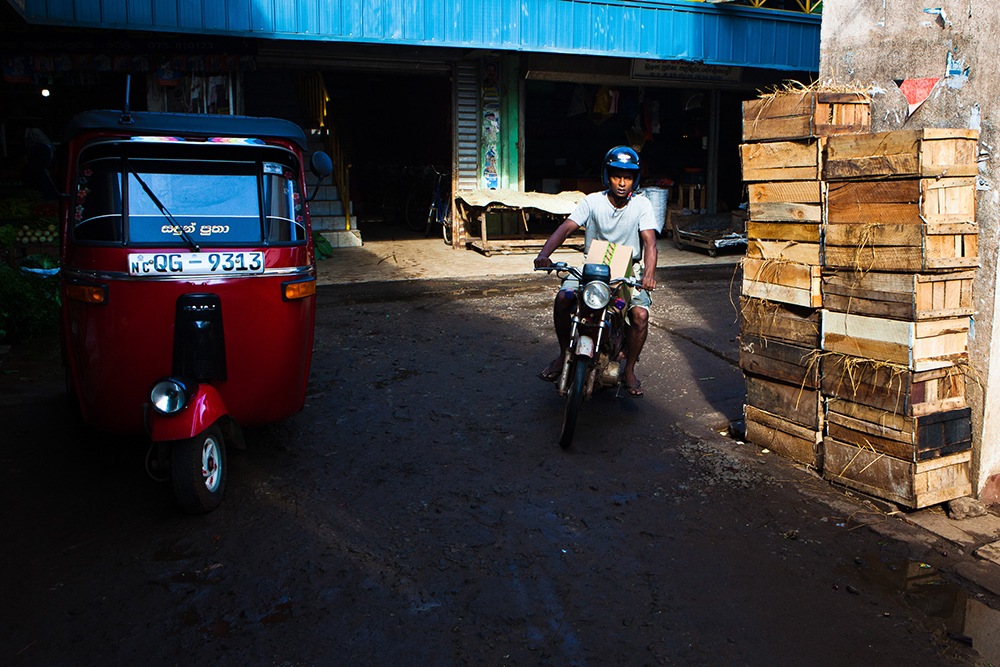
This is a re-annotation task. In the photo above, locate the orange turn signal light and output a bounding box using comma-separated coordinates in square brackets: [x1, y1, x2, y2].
[282, 277, 316, 301]
[66, 282, 108, 304]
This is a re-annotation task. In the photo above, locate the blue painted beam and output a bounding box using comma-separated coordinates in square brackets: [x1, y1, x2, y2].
[11, 0, 820, 71]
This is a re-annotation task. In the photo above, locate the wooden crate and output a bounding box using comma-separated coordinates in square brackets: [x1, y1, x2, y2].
[826, 399, 971, 461]
[747, 239, 821, 265]
[822, 270, 975, 321]
[745, 405, 823, 469]
[823, 438, 972, 509]
[824, 128, 978, 180]
[742, 92, 870, 142]
[827, 178, 975, 227]
[822, 354, 967, 417]
[740, 140, 823, 182]
[747, 180, 823, 205]
[742, 257, 822, 308]
[739, 334, 820, 388]
[745, 372, 822, 430]
[740, 297, 820, 348]
[821, 311, 969, 371]
[824, 225, 977, 272]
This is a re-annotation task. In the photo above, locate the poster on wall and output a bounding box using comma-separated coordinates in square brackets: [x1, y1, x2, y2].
[482, 56, 500, 190]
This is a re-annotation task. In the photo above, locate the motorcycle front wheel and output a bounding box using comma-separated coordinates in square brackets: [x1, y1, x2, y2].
[559, 357, 588, 449]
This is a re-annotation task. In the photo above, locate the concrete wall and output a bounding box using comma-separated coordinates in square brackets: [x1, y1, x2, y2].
[820, 1, 1000, 501]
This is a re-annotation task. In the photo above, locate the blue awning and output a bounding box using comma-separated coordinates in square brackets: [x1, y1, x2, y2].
[7, 0, 819, 71]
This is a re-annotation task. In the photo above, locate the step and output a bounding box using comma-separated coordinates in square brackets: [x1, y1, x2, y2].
[312, 215, 352, 232]
[307, 200, 345, 217]
[320, 230, 362, 248]
[310, 184, 341, 201]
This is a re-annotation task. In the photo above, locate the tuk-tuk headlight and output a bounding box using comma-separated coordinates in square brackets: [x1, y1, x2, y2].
[582, 281, 612, 310]
[150, 379, 190, 415]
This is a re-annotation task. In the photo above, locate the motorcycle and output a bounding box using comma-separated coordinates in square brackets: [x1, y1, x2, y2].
[535, 262, 647, 449]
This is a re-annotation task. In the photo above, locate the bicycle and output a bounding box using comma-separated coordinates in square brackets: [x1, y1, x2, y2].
[405, 165, 452, 244]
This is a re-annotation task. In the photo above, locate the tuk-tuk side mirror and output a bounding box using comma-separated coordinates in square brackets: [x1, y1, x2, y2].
[27, 143, 55, 170]
[26, 143, 63, 200]
[310, 151, 333, 178]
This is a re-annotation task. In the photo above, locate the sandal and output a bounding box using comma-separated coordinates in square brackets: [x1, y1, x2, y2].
[621, 379, 644, 398]
[537, 358, 562, 382]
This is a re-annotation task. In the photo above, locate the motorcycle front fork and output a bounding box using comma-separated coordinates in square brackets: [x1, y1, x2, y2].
[557, 313, 605, 397]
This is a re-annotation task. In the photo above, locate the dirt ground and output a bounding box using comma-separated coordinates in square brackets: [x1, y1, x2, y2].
[0, 265, 990, 666]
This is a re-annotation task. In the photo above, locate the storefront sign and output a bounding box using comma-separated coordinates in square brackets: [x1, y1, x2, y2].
[631, 59, 742, 84]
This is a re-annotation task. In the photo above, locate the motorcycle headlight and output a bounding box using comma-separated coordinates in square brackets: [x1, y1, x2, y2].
[150, 378, 191, 415]
[582, 281, 611, 309]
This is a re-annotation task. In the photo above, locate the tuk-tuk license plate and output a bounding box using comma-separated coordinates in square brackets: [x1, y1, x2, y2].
[128, 252, 265, 276]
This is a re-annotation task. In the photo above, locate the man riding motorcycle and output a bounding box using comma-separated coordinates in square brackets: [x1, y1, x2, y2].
[533, 146, 659, 397]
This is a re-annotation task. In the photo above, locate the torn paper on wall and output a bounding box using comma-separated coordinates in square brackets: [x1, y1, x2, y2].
[944, 50, 970, 90]
[923, 8, 951, 28]
[896, 78, 940, 116]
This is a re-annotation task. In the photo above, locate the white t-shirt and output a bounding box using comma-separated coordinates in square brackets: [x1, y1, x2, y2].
[568, 191, 657, 261]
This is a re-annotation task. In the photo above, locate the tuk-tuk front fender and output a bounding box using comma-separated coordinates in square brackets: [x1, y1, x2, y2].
[149, 384, 229, 443]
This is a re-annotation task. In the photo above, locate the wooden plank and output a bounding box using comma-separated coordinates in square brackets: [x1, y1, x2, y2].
[739, 297, 820, 347]
[741, 140, 822, 182]
[747, 222, 821, 243]
[749, 202, 822, 223]
[739, 334, 821, 388]
[745, 404, 822, 443]
[827, 179, 919, 207]
[824, 129, 979, 180]
[827, 178, 974, 225]
[824, 243, 978, 272]
[745, 406, 821, 468]
[825, 223, 922, 248]
[742, 117, 813, 143]
[744, 373, 822, 429]
[747, 181, 823, 204]
[742, 279, 821, 309]
[827, 398, 914, 434]
[747, 240, 821, 265]
[821, 271, 975, 320]
[824, 439, 972, 508]
[822, 311, 969, 370]
[743, 258, 820, 290]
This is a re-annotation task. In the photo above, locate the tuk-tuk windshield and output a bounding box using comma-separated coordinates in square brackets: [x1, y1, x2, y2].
[73, 141, 305, 246]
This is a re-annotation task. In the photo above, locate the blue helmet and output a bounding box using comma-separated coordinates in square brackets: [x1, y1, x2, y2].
[602, 146, 641, 192]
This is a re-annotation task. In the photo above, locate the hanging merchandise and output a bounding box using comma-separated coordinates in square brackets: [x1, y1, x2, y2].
[649, 101, 660, 134]
[567, 84, 587, 117]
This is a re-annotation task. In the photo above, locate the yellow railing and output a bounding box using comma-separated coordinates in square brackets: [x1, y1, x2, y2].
[692, 0, 821, 13]
[295, 72, 351, 231]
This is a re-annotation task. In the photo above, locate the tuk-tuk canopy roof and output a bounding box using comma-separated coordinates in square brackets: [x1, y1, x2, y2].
[65, 110, 309, 151]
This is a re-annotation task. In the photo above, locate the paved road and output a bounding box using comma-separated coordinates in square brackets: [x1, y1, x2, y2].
[0, 266, 989, 666]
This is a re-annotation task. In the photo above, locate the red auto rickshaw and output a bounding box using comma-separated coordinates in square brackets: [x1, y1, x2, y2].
[58, 109, 332, 512]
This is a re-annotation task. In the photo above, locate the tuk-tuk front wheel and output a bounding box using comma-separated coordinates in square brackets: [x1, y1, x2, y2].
[172, 425, 226, 514]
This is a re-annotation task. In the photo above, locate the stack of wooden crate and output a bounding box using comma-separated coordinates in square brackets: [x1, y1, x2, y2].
[739, 91, 870, 469]
[738, 88, 980, 509]
[819, 128, 979, 509]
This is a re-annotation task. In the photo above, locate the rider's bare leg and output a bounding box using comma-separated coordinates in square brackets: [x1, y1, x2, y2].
[622, 305, 648, 389]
